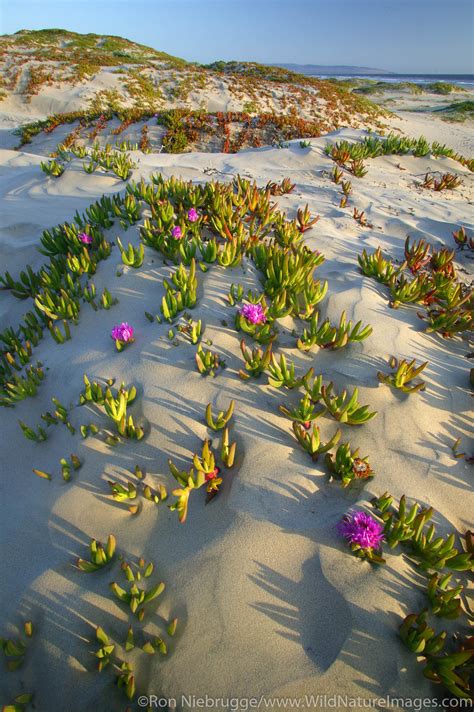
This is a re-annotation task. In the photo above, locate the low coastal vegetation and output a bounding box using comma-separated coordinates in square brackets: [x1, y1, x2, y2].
[435, 100, 474, 122]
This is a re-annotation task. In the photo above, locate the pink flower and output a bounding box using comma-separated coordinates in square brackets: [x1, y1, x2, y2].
[338, 511, 384, 551]
[78, 232, 93, 245]
[111, 322, 134, 343]
[187, 208, 199, 222]
[239, 303, 267, 325]
[171, 226, 183, 240]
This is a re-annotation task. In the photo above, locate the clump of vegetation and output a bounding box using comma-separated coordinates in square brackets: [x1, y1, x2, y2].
[76, 534, 116, 572]
[377, 356, 428, 393]
[205, 400, 234, 431]
[358, 247, 401, 284]
[325, 133, 473, 172]
[239, 340, 272, 379]
[427, 81, 465, 95]
[422, 172, 462, 191]
[40, 159, 65, 177]
[452, 226, 473, 251]
[292, 422, 341, 461]
[195, 345, 224, 376]
[326, 442, 373, 487]
[436, 100, 474, 122]
[321, 383, 377, 425]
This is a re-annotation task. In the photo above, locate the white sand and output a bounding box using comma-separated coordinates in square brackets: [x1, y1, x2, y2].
[0, 122, 472, 711]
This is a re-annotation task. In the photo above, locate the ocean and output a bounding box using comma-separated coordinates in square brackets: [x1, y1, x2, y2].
[311, 73, 474, 89]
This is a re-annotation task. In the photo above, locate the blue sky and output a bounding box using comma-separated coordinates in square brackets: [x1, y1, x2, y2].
[1, 0, 473, 73]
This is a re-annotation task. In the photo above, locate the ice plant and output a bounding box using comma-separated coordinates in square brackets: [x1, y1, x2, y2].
[187, 207, 199, 222]
[235, 300, 276, 343]
[321, 383, 377, 425]
[279, 393, 324, 428]
[292, 422, 341, 461]
[110, 560, 164, 620]
[338, 511, 385, 563]
[377, 356, 428, 393]
[326, 443, 374, 487]
[171, 226, 183, 239]
[76, 535, 116, 572]
[239, 340, 272, 379]
[94, 626, 115, 671]
[78, 232, 93, 245]
[371, 492, 473, 571]
[205, 400, 234, 431]
[111, 322, 134, 351]
[239, 303, 267, 325]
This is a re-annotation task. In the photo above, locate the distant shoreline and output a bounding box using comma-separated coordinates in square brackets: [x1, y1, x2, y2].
[310, 73, 474, 88]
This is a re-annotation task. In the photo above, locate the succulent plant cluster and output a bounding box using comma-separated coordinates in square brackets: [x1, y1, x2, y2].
[195, 344, 224, 376]
[205, 400, 234, 430]
[177, 316, 202, 344]
[18, 419, 48, 443]
[339, 503, 472, 698]
[266, 177, 295, 196]
[0, 193, 129, 408]
[60, 453, 82, 481]
[239, 339, 272, 379]
[321, 383, 377, 425]
[106, 464, 169, 515]
[377, 356, 428, 393]
[279, 392, 324, 427]
[371, 493, 473, 572]
[268, 353, 309, 389]
[452, 226, 473, 251]
[325, 133, 473, 171]
[292, 422, 341, 460]
[161, 259, 198, 322]
[82, 542, 179, 704]
[296, 311, 372, 352]
[399, 611, 472, 698]
[352, 208, 372, 227]
[0, 362, 46, 407]
[51, 140, 137, 181]
[168, 401, 237, 522]
[80, 374, 144, 440]
[117, 237, 144, 267]
[110, 560, 165, 620]
[40, 158, 65, 177]
[325, 443, 373, 487]
[422, 172, 462, 191]
[358, 238, 472, 337]
[273, 364, 376, 487]
[76, 534, 116, 572]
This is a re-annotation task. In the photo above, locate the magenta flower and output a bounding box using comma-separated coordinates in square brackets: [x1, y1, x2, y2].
[111, 322, 134, 343]
[187, 208, 199, 222]
[78, 232, 93, 245]
[239, 303, 267, 325]
[338, 511, 384, 551]
[171, 226, 183, 240]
